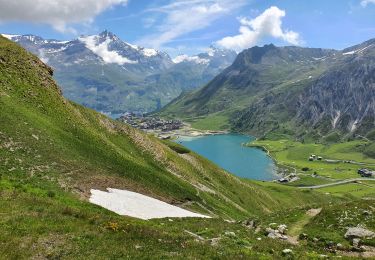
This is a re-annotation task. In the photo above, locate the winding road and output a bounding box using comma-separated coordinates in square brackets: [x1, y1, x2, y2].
[299, 178, 375, 189]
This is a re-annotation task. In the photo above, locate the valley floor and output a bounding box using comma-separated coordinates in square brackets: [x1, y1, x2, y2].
[248, 139, 375, 198]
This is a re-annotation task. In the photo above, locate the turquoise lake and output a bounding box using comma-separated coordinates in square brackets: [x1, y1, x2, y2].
[177, 134, 278, 181]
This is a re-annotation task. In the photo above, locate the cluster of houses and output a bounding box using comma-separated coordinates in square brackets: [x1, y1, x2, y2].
[119, 113, 183, 132]
[308, 154, 323, 161]
[358, 168, 375, 178]
[278, 174, 299, 183]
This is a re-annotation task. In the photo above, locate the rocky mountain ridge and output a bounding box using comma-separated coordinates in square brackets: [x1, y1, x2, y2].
[2, 31, 236, 113]
[159, 38, 375, 141]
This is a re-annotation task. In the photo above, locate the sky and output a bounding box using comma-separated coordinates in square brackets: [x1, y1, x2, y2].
[0, 0, 374, 56]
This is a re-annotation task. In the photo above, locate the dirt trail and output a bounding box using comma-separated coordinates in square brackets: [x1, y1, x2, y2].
[287, 208, 322, 245]
[340, 246, 375, 258]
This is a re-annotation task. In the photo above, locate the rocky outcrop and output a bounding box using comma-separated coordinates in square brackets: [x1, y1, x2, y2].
[345, 227, 375, 239]
[266, 224, 288, 240]
[296, 56, 375, 136]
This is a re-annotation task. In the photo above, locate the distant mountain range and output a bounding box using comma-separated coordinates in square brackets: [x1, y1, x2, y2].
[2, 31, 236, 114]
[159, 39, 375, 142]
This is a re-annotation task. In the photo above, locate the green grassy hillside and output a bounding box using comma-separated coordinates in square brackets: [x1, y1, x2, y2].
[3, 36, 371, 258]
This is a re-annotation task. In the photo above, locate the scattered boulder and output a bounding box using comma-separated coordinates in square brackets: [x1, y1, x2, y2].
[282, 249, 293, 256]
[336, 243, 343, 250]
[345, 227, 375, 239]
[353, 238, 361, 247]
[209, 237, 221, 246]
[242, 219, 257, 229]
[326, 241, 335, 248]
[362, 210, 372, 216]
[299, 233, 308, 240]
[224, 231, 236, 237]
[266, 227, 288, 240]
[278, 224, 288, 234]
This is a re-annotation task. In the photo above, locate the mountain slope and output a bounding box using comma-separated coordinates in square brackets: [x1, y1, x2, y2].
[3, 32, 236, 113]
[159, 40, 375, 140]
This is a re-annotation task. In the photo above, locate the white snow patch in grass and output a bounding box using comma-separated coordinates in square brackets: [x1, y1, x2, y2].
[90, 188, 211, 220]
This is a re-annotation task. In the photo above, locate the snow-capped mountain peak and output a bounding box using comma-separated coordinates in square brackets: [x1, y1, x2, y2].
[79, 31, 163, 64]
[1, 34, 20, 40]
[141, 48, 158, 57]
[79, 34, 138, 65]
[3, 31, 237, 113]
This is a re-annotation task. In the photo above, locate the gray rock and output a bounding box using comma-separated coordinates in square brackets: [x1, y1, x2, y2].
[242, 219, 256, 229]
[282, 249, 293, 255]
[353, 238, 361, 247]
[224, 231, 236, 237]
[209, 237, 221, 246]
[266, 227, 288, 240]
[345, 227, 375, 239]
[277, 224, 288, 234]
[362, 210, 372, 216]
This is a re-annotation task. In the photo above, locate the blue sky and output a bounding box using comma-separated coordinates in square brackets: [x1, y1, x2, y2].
[0, 0, 374, 56]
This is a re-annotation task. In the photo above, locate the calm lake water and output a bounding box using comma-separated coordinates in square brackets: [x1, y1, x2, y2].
[177, 134, 278, 181]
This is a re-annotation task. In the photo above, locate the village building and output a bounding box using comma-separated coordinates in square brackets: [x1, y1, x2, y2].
[358, 168, 375, 177]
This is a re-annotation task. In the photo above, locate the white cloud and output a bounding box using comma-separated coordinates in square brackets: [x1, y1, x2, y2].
[80, 35, 137, 65]
[0, 0, 128, 33]
[138, 0, 247, 48]
[172, 54, 209, 64]
[217, 6, 302, 52]
[361, 0, 375, 7]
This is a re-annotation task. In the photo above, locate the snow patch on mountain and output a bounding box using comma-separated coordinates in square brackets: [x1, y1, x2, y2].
[80, 35, 137, 65]
[43, 45, 70, 54]
[125, 42, 158, 57]
[126, 42, 139, 50]
[343, 44, 373, 55]
[49, 40, 70, 44]
[23, 35, 46, 43]
[207, 48, 215, 57]
[142, 48, 158, 57]
[90, 188, 210, 220]
[1, 34, 20, 40]
[173, 54, 210, 64]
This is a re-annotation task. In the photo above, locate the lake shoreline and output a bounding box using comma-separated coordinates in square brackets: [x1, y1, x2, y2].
[246, 143, 290, 179]
[176, 133, 279, 181]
